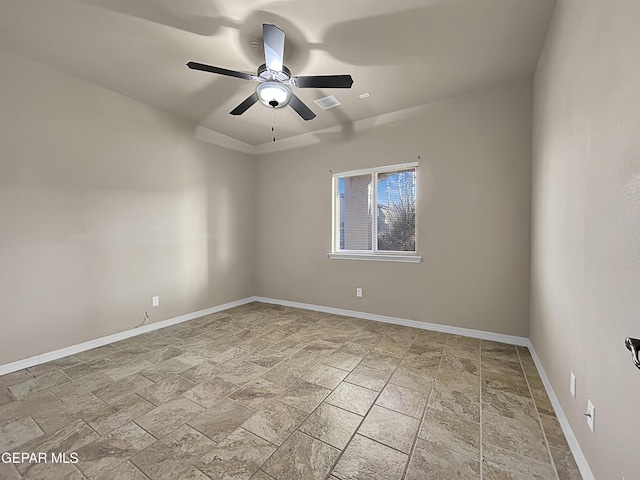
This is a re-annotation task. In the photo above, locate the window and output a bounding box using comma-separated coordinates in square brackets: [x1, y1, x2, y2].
[330, 162, 420, 263]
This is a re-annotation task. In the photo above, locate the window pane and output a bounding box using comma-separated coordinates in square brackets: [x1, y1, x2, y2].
[376, 169, 416, 251]
[338, 174, 372, 250]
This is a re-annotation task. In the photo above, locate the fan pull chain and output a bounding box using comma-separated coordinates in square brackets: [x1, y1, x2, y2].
[272, 110, 276, 143]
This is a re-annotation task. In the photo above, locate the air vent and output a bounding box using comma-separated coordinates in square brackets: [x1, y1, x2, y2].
[314, 95, 341, 110]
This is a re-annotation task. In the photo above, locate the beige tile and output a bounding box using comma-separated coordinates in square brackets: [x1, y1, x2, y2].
[16, 419, 100, 477]
[196, 427, 276, 480]
[131, 425, 214, 480]
[405, 438, 480, 480]
[50, 372, 113, 402]
[332, 434, 408, 480]
[175, 466, 211, 480]
[482, 443, 556, 480]
[0, 463, 20, 480]
[102, 359, 155, 381]
[9, 371, 71, 400]
[0, 388, 14, 406]
[63, 357, 117, 379]
[259, 362, 304, 388]
[482, 371, 531, 398]
[344, 364, 391, 392]
[0, 416, 44, 451]
[325, 381, 378, 416]
[0, 391, 62, 427]
[18, 462, 84, 480]
[376, 383, 427, 419]
[299, 403, 362, 449]
[229, 378, 286, 409]
[143, 346, 184, 365]
[217, 361, 267, 385]
[428, 381, 480, 424]
[92, 374, 153, 404]
[388, 366, 435, 393]
[73, 345, 121, 363]
[246, 350, 289, 368]
[359, 351, 402, 374]
[212, 347, 251, 364]
[419, 407, 480, 460]
[399, 351, 441, 370]
[175, 360, 229, 384]
[188, 397, 255, 443]
[136, 374, 195, 406]
[76, 422, 156, 479]
[262, 431, 340, 480]
[540, 413, 569, 449]
[27, 356, 81, 377]
[483, 399, 551, 463]
[439, 353, 480, 377]
[95, 461, 148, 480]
[134, 397, 204, 437]
[241, 400, 307, 446]
[250, 471, 275, 480]
[0, 369, 36, 389]
[32, 393, 106, 433]
[181, 377, 238, 408]
[84, 394, 155, 436]
[139, 357, 201, 383]
[531, 387, 556, 416]
[481, 356, 525, 378]
[322, 348, 363, 371]
[302, 364, 348, 389]
[550, 445, 583, 480]
[357, 405, 420, 454]
[481, 341, 520, 362]
[278, 380, 331, 413]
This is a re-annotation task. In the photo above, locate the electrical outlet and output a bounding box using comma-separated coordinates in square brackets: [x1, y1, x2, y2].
[585, 399, 595, 432]
[356, 288, 363, 298]
[152, 296, 159, 307]
[570, 371, 576, 398]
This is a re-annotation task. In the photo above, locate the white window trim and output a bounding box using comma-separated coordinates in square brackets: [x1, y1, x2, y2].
[329, 161, 420, 263]
[327, 252, 422, 263]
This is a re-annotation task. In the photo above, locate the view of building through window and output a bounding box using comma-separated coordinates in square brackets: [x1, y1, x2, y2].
[335, 166, 416, 253]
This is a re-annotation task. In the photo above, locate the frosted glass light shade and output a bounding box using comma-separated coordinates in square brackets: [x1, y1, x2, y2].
[256, 81, 291, 108]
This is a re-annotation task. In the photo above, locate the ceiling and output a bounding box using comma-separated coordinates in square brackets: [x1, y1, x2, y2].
[0, 0, 557, 148]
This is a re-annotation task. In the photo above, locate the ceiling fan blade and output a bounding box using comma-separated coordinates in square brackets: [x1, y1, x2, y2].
[289, 93, 316, 121]
[263, 24, 285, 72]
[293, 75, 354, 89]
[187, 62, 254, 81]
[229, 92, 259, 116]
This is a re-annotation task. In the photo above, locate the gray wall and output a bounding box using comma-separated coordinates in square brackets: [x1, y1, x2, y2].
[254, 80, 533, 337]
[530, 0, 640, 478]
[0, 50, 256, 365]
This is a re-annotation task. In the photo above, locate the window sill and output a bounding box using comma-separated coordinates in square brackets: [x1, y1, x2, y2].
[327, 253, 422, 263]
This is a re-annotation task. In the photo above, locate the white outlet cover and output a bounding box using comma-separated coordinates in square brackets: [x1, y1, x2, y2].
[586, 399, 595, 432]
[152, 296, 159, 307]
[356, 288, 362, 297]
[570, 371, 576, 398]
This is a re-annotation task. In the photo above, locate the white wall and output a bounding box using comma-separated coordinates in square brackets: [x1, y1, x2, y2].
[0, 49, 256, 365]
[254, 80, 533, 337]
[530, 0, 640, 478]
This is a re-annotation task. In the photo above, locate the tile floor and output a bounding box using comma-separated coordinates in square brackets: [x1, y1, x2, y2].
[0, 302, 582, 480]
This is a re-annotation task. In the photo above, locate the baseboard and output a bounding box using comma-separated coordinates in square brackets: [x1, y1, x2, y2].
[527, 341, 595, 480]
[0, 297, 254, 376]
[250, 296, 529, 346]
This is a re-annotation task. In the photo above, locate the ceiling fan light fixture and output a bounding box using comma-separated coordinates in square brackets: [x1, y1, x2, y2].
[256, 81, 291, 108]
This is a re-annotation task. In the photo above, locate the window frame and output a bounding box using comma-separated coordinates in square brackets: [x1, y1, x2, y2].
[329, 162, 421, 263]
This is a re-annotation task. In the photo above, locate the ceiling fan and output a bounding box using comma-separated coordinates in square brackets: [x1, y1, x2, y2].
[187, 24, 354, 121]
